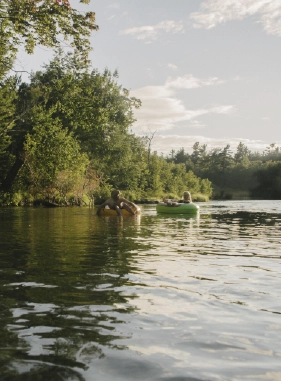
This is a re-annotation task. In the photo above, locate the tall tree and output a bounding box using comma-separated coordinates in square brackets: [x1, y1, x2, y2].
[22, 106, 89, 200]
[0, 77, 18, 183]
[234, 142, 251, 163]
[263, 144, 281, 162]
[0, 0, 98, 79]
[252, 162, 281, 199]
[0, 55, 142, 194]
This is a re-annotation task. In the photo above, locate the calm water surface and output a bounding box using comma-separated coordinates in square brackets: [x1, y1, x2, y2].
[0, 201, 281, 381]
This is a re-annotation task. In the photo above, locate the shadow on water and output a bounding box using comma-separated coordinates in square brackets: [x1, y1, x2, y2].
[212, 210, 281, 223]
[1, 363, 85, 381]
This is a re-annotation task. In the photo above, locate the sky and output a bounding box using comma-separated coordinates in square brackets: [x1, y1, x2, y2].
[15, 0, 281, 156]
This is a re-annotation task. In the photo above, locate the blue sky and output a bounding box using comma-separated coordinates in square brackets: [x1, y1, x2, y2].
[16, 0, 281, 155]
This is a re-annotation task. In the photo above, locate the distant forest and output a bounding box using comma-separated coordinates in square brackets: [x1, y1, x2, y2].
[166, 142, 281, 200]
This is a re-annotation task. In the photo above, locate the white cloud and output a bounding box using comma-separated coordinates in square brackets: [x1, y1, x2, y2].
[132, 85, 173, 99]
[120, 20, 184, 43]
[190, 0, 281, 37]
[210, 105, 234, 114]
[165, 74, 224, 89]
[131, 84, 234, 133]
[167, 63, 178, 71]
[131, 74, 232, 133]
[188, 120, 207, 129]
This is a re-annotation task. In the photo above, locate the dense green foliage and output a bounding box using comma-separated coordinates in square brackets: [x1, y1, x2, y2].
[0, 0, 98, 80]
[0, 77, 18, 182]
[167, 142, 281, 199]
[0, 54, 211, 205]
[1, 1, 279, 205]
[1, 50, 280, 204]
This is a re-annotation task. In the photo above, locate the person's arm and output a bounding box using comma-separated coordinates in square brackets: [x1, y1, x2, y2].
[121, 198, 137, 208]
[127, 200, 137, 209]
[120, 198, 137, 214]
[96, 200, 108, 215]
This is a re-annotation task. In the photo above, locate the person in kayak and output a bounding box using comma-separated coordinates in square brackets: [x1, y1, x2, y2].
[96, 189, 137, 216]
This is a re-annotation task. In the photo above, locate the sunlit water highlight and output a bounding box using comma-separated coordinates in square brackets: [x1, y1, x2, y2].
[0, 201, 281, 381]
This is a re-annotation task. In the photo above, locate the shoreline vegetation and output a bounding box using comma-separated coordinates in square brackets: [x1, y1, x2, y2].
[1, 3, 281, 207]
[0, 194, 210, 208]
[1, 56, 281, 208]
[1, 54, 281, 207]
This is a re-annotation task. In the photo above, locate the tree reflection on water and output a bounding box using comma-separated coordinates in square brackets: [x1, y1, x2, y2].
[0, 208, 144, 379]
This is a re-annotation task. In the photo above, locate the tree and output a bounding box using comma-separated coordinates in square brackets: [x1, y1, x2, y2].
[191, 142, 201, 165]
[0, 0, 98, 79]
[0, 76, 23, 190]
[200, 178, 212, 197]
[144, 129, 157, 167]
[102, 134, 148, 194]
[263, 144, 281, 162]
[173, 148, 187, 164]
[0, 53, 144, 199]
[0, 77, 18, 181]
[252, 162, 281, 199]
[22, 106, 89, 200]
[26, 56, 141, 153]
[217, 145, 234, 173]
[234, 142, 251, 163]
[0, 73, 48, 192]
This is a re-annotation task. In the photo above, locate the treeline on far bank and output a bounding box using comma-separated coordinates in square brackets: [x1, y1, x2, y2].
[166, 142, 281, 200]
[0, 53, 212, 207]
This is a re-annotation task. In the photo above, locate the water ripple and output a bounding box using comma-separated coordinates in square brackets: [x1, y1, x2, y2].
[1, 202, 281, 380]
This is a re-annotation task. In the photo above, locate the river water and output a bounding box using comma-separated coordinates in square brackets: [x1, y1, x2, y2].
[0, 201, 281, 381]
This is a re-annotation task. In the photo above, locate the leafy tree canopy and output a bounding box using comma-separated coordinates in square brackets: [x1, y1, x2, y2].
[0, 0, 98, 79]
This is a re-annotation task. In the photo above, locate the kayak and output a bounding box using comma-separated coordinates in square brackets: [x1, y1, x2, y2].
[156, 202, 199, 214]
[98, 205, 141, 216]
